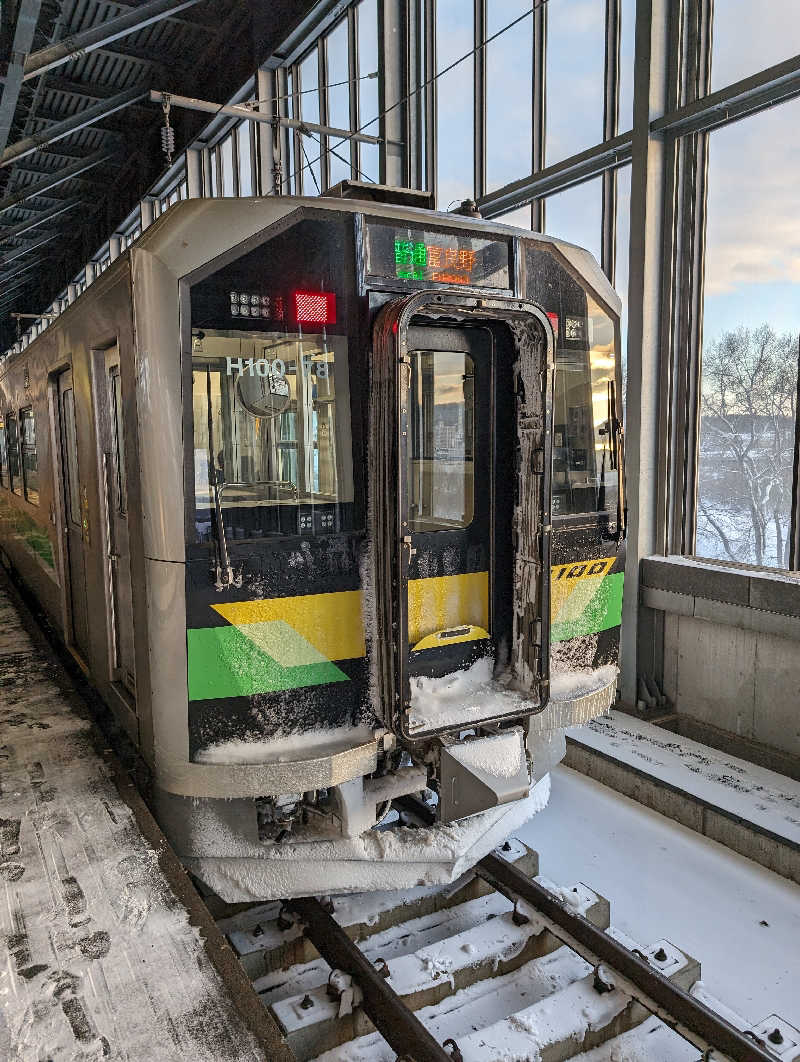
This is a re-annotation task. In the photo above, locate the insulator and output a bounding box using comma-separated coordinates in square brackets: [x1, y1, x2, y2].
[160, 124, 175, 160]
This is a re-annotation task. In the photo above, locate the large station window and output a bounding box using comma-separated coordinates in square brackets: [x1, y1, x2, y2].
[696, 100, 800, 569]
[552, 296, 618, 522]
[20, 408, 38, 505]
[711, 0, 800, 93]
[191, 331, 353, 541]
[436, 0, 473, 209]
[545, 0, 606, 166]
[408, 350, 475, 530]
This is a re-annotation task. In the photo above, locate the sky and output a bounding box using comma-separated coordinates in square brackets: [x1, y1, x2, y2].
[432, 0, 800, 353]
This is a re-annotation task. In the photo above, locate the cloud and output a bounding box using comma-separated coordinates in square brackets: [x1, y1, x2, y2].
[703, 97, 800, 296]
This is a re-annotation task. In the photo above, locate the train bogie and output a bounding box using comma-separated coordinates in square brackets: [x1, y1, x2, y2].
[0, 194, 624, 899]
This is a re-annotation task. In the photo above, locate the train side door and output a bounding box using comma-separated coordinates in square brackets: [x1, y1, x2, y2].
[96, 348, 136, 697]
[57, 370, 91, 662]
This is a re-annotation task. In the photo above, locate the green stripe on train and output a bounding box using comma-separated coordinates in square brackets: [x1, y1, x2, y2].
[187, 624, 348, 701]
[550, 571, 624, 644]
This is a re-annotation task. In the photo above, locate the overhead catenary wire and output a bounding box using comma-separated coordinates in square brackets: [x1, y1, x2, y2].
[245, 69, 379, 108]
[289, 0, 552, 188]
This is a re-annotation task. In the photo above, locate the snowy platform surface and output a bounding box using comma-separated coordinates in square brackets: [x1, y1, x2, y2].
[568, 709, 800, 848]
[0, 588, 262, 1061]
[525, 765, 800, 1024]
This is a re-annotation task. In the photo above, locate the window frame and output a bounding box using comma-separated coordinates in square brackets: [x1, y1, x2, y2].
[19, 406, 39, 506]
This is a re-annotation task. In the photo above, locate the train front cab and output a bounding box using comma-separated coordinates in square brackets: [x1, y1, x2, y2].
[166, 201, 624, 898]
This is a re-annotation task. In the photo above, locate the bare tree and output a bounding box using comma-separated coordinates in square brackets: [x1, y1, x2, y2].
[697, 324, 798, 568]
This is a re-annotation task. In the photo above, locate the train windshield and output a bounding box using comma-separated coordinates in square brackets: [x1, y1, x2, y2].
[191, 330, 354, 541]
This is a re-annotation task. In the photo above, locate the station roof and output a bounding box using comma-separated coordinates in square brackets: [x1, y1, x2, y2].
[0, 0, 317, 350]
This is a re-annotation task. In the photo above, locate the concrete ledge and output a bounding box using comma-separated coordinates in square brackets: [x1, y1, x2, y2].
[564, 737, 800, 887]
[641, 555, 800, 622]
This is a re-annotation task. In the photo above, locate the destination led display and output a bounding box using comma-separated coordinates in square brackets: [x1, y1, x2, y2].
[366, 222, 510, 289]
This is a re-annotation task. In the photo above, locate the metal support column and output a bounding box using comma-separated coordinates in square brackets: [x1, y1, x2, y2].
[256, 67, 276, 196]
[424, 0, 437, 199]
[531, 0, 547, 230]
[601, 0, 621, 279]
[619, 0, 671, 707]
[473, 0, 487, 203]
[378, 0, 407, 187]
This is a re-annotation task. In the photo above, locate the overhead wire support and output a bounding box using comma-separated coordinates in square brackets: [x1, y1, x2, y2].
[147, 90, 382, 146]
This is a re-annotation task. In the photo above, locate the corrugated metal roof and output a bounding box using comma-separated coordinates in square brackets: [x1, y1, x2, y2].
[0, 0, 313, 347]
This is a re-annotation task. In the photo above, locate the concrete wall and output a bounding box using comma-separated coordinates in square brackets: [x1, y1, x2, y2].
[639, 557, 800, 769]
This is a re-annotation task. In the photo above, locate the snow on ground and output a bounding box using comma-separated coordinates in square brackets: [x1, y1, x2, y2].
[571, 709, 800, 845]
[522, 764, 800, 1024]
[0, 591, 261, 1062]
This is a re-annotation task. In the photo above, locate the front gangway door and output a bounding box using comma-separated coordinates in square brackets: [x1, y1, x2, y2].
[370, 292, 555, 742]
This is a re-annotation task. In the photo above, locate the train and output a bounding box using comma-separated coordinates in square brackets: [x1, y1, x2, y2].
[0, 189, 624, 899]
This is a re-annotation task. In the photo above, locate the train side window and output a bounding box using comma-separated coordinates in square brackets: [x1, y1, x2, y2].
[109, 368, 127, 512]
[408, 350, 475, 531]
[20, 408, 39, 506]
[0, 417, 7, 489]
[191, 331, 354, 540]
[551, 297, 618, 523]
[62, 390, 82, 525]
[7, 413, 21, 497]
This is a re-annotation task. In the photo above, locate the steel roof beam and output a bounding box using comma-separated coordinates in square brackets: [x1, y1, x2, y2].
[41, 75, 125, 100]
[1, 87, 146, 168]
[0, 254, 45, 286]
[0, 149, 112, 213]
[23, 0, 203, 81]
[91, 0, 219, 33]
[0, 0, 44, 157]
[0, 196, 82, 240]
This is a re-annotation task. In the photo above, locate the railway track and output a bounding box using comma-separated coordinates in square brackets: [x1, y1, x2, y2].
[207, 805, 799, 1062]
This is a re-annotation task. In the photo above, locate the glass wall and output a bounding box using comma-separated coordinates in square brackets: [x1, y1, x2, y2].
[545, 179, 602, 264]
[486, 0, 532, 193]
[357, 0, 380, 182]
[545, 0, 607, 166]
[711, 0, 800, 92]
[695, 99, 800, 569]
[326, 19, 351, 186]
[436, 0, 473, 210]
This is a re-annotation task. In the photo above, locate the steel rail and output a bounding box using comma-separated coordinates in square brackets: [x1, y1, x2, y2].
[287, 896, 453, 1062]
[475, 851, 776, 1062]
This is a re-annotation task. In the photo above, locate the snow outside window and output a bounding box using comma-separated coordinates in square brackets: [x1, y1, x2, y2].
[695, 100, 800, 570]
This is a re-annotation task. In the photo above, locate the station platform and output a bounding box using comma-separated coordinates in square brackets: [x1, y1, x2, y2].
[0, 577, 287, 1061]
[564, 709, 800, 886]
